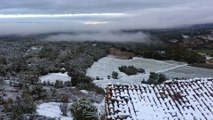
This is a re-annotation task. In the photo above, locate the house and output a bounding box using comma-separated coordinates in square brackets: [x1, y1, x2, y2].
[105, 78, 213, 120]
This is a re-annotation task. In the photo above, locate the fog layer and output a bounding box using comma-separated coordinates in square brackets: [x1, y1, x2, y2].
[43, 32, 151, 43]
[0, 0, 213, 37]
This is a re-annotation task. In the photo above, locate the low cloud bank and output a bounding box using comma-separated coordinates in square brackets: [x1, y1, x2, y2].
[0, 0, 213, 36]
[43, 31, 151, 43]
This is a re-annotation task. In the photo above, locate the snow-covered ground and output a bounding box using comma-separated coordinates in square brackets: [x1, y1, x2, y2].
[37, 102, 73, 120]
[86, 56, 188, 88]
[94, 99, 105, 116]
[80, 90, 89, 94]
[162, 66, 213, 78]
[39, 72, 71, 83]
[105, 78, 213, 120]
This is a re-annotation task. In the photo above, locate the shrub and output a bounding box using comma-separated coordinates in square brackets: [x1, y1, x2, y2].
[64, 81, 72, 87]
[112, 71, 118, 79]
[0, 96, 5, 105]
[39, 47, 59, 60]
[145, 72, 167, 85]
[165, 50, 206, 64]
[142, 50, 206, 64]
[76, 83, 105, 95]
[119, 65, 145, 75]
[42, 81, 47, 86]
[96, 76, 100, 80]
[70, 99, 98, 120]
[149, 72, 159, 80]
[71, 77, 78, 86]
[60, 94, 69, 103]
[0, 65, 7, 76]
[138, 68, 145, 73]
[59, 103, 69, 116]
[3, 98, 13, 112]
[31, 85, 46, 100]
[147, 78, 158, 85]
[0, 55, 7, 64]
[47, 81, 53, 86]
[54, 80, 63, 88]
[71, 74, 92, 86]
[10, 94, 36, 120]
[158, 74, 166, 83]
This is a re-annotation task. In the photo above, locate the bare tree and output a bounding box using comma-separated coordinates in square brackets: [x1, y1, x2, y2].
[59, 103, 68, 116]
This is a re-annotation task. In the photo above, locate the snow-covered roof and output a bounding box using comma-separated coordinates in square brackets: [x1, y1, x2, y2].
[105, 78, 213, 120]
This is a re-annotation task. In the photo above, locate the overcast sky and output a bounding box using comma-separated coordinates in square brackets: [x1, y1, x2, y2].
[0, 0, 213, 35]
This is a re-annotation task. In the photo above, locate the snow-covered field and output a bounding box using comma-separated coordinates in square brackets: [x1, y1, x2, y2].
[86, 56, 213, 88]
[105, 78, 213, 120]
[37, 102, 73, 120]
[86, 56, 188, 88]
[162, 66, 213, 78]
[39, 72, 71, 83]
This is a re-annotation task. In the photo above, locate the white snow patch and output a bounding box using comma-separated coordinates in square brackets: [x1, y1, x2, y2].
[39, 72, 71, 83]
[162, 66, 213, 78]
[37, 102, 73, 120]
[206, 55, 212, 60]
[80, 90, 88, 94]
[156, 64, 187, 73]
[94, 99, 105, 115]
